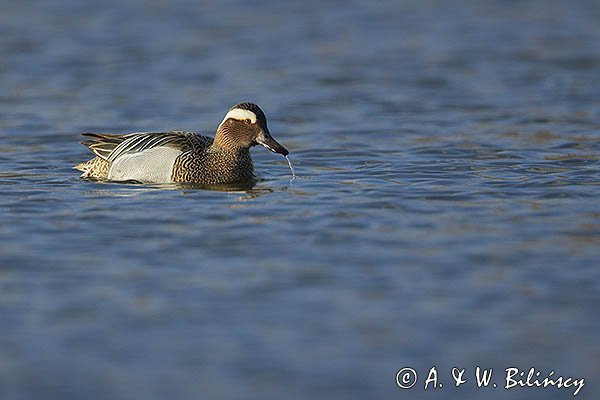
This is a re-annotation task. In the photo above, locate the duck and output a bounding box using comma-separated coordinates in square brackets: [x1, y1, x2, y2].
[74, 102, 289, 184]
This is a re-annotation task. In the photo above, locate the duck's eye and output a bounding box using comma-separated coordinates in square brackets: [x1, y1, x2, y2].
[244, 119, 252, 124]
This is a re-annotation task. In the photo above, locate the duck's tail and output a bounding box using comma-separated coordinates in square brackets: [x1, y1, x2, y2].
[74, 157, 110, 179]
[74, 133, 129, 179]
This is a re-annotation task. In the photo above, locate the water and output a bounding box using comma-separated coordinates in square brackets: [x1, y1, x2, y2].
[1, 1, 599, 399]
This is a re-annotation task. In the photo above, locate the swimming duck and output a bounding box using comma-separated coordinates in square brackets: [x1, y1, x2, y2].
[74, 102, 289, 184]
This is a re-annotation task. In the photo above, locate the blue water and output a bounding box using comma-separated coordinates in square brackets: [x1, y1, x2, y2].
[1, 1, 599, 399]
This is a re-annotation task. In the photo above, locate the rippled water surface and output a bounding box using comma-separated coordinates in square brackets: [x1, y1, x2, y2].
[1, 1, 599, 399]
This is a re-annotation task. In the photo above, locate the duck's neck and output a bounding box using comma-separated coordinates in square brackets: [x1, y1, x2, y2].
[213, 126, 245, 152]
[209, 142, 251, 159]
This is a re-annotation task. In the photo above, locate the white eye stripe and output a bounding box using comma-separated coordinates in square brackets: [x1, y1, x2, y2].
[218, 108, 257, 127]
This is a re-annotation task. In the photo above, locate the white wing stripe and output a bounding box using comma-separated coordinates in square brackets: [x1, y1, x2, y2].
[107, 132, 185, 162]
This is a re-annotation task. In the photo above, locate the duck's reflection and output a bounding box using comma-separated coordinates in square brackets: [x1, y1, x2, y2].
[82, 178, 278, 201]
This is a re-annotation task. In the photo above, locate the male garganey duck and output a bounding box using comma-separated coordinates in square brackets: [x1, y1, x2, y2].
[75, 102, 289, 184]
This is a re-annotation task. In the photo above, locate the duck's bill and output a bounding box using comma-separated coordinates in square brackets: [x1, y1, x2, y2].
[256, 130, 289, 156]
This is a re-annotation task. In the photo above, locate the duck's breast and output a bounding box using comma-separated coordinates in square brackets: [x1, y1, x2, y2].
[108, 146, 183, 183]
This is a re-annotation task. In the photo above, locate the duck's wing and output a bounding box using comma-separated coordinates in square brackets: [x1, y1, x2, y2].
[81, 131, 210, 162]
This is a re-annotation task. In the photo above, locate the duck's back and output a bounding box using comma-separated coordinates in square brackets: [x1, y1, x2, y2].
[75, 131, 214, 183]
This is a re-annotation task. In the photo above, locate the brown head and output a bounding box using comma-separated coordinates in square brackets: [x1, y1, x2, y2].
[214, 102, 289, 156]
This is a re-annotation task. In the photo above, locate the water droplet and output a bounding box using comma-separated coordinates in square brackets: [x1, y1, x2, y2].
[285, 155, 296, 181]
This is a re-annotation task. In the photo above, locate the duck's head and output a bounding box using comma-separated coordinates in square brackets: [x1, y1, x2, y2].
[215, 102, 289, 156]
